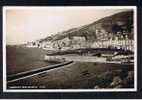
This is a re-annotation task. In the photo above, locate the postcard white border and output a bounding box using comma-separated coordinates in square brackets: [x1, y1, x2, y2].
[3, 6, 137, 92]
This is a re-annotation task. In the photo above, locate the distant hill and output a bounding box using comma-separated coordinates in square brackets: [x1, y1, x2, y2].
[39, 10, 133, 43]
[25, 10, 134, 51]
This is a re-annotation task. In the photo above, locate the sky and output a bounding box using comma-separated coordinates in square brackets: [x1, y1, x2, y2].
[5, 7, 131, 45]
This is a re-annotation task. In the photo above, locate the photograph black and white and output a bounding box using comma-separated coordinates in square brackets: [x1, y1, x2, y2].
[3, 6, 137, 92]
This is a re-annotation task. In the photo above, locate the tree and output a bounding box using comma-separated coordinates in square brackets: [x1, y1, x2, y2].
[82, 31, 89, 41]
[126, 17, 133, 33]
[112, 24, 123, 34]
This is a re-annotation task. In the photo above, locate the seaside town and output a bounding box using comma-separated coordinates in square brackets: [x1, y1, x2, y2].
[6, 10, 135, 89]
[26, 29, 134, 52]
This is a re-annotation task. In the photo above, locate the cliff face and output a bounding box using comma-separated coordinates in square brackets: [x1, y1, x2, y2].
[29, 10, 134, 50]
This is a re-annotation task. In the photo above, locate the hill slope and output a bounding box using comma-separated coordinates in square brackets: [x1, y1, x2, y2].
[39, 10, 133, 42]
[26, 10, 133, 51]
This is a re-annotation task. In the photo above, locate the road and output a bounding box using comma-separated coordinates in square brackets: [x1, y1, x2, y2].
[44, 55, 134, 64]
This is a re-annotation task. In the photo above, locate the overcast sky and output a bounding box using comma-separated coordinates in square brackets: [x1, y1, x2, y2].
[5, 7, 130, 45]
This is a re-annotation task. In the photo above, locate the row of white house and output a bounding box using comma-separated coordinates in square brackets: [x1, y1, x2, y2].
[26, 35, 134, 52]
[92, 39, 134, 51]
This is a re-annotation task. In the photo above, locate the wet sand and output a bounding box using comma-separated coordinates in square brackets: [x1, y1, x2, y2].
[6, 46, 57, 75]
